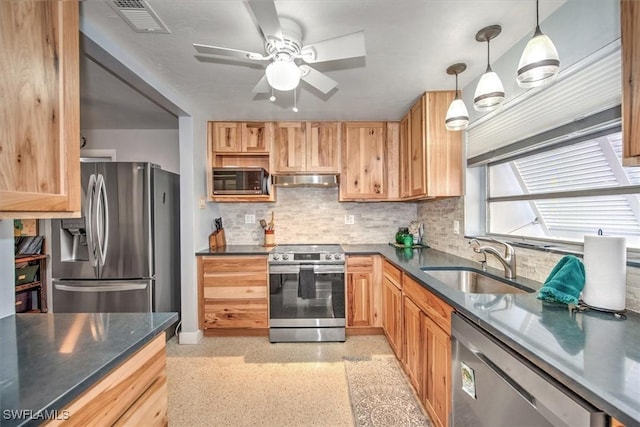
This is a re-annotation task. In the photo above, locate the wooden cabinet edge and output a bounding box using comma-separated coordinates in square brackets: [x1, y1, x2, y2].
[44, 333, 167, 426]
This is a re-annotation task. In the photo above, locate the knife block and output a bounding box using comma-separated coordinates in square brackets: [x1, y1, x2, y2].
[209, 229, 226, 250]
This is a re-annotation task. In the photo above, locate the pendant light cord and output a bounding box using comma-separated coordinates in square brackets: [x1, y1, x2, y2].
[486, 39, 491, 72]
[534, 0, 542, 35]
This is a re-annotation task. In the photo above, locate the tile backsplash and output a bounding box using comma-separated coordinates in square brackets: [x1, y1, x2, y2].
[217, 187, 418, 245]
[417, 197, 640, 313]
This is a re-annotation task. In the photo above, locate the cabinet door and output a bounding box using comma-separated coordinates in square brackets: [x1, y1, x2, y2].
[340, 122, 387, 200]
[0, 0, 80, 218]
[306, 122, 341, 173]
[403, 296, 423, 395]
[198, 256, 268, 329]
[347, 272, 372, 327]
[425, 91, 463, 197]
[242, 122, 271, 153]
[409, 97, 427, 197]
[382, 277, 403, 359]
[423, 314, 451, 427]
[212, 122, 242, 152]
[622, 0, 640, 164]
[399, 114, 412, 198]
[273, 122, 306, 173]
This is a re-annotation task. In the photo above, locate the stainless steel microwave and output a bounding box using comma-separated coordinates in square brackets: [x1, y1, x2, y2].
[212, 167, 269, 195]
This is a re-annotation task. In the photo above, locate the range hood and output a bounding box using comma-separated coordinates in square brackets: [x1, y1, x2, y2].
[273, 174, 339, 187]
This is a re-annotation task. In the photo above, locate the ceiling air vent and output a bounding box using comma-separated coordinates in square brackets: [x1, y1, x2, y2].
[107, 0, 170, 34]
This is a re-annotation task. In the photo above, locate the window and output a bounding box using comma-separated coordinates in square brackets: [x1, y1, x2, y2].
[486, 126, 640, 249]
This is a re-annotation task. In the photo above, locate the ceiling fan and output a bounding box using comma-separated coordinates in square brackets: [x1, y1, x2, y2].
[193, 0, 366, 95]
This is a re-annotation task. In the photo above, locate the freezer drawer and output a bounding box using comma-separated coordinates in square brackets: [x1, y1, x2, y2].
[53, 279, 152, 313]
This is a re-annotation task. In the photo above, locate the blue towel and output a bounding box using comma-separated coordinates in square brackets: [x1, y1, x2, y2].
[537, 255, 585, 305]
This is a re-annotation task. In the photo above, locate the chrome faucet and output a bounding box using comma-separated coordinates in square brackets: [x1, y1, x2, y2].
[469, 238, 517, 279]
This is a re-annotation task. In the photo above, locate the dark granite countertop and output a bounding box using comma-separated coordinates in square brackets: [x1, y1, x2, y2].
[201, 243, 640, 423]
[0, 312, 178, 427]
[342, 244, 640, 426]
[196, 245, 274, 256]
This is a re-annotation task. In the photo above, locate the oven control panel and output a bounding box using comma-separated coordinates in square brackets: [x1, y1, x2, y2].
[268, 252, 344, 264]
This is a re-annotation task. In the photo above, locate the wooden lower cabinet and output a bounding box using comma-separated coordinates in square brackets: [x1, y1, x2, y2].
[45, 334, 167, 427]
[346, 255, 382, 330]
[423, 314, 451, 427]
[402, 295, 423, 395]
[382, 264, 403, 358]
[398, 272, 453, 427]
[198, 255, 268, 333]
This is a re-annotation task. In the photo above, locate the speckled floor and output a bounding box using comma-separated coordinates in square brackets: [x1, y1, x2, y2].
[165, 335, 403, 427]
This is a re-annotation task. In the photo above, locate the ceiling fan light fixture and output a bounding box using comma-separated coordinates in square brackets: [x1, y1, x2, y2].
[474, 25, 505, 112]
[265, 59, 301, 91]
[445, 63, 469, 131]
[517, 0, 560, 88]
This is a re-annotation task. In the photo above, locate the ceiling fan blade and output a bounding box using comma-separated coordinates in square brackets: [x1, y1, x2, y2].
[301, 31, 366, 64]
[247, 0, 283, 42]
[193, 43, 269, 60]
[299, 65, 338, 94]
[252, 75, 271, 94]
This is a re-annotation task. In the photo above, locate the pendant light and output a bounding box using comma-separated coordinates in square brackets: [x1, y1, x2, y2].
[445, 63, 469, 131]
[517, 0, 560, 88]
[474, 25, 504, 112]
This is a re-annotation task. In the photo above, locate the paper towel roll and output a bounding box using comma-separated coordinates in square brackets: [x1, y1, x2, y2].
[582, 235, 626, 311]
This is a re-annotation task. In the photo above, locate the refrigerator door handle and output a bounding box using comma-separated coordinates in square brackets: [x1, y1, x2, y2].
[86, 174, 99, 270]
[54, 283, 148, 292]
[95, 173, 109, 267]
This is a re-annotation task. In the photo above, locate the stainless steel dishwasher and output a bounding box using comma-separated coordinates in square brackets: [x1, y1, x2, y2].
[451, 313, 606, 427]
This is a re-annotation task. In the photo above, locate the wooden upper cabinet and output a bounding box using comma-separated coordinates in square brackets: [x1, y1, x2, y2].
[340, 122, 387, 200]
[409, 98, 427, 197]
[211, 122, 271, 153]
[273, 122, 307, 172]
[272, 122, 340, 173]
[622, 0, 640, 165]
[306, 122, 341, 173]
[211, 122, 242, 152]
[0, 0, 81, 218]
[424, 91, 463, 197]
[398, 92, 463, 199]
[399, 114, 411, 198]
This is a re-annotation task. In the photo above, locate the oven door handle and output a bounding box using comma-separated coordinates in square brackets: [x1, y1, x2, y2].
[313, 264, 345, 274]
[269, 264, 301, 274]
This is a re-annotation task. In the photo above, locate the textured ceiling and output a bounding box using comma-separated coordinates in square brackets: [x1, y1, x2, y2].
[79, 0, 566, 124]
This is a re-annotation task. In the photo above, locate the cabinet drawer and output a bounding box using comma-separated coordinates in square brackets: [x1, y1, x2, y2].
[203, 284, 267, 300]
[383, 260, 402, 289]
[203, 299, 268, 328]
[202, 271, 268, 289]
[201, 256, 267, 274]
[347, 255, 374, 272]
[403, 275, 452, 332]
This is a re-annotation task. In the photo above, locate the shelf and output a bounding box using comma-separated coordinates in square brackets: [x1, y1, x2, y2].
[211, 194, 275, 203]
[15, 254, 46, 263]
[16, 281, 42, 293]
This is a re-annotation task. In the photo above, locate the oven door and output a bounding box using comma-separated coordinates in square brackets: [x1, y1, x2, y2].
[269, 264, 345, 327]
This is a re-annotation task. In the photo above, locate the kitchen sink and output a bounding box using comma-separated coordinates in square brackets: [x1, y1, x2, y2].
[421, 268, 535, 294]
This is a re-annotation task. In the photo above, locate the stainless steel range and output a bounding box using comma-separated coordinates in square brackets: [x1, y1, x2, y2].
[268, 244, 345, 342]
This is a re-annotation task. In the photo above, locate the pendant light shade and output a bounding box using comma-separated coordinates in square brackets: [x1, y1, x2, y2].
[474, 25, 505, 112]
[445, 63, 469, 131]
[265, 57, 301, 91]
[517, 0, 560, 88]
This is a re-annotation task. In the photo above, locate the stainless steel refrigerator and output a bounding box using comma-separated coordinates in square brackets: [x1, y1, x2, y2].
[51, 162, 180, 315]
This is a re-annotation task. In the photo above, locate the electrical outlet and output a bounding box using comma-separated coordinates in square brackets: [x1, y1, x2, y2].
[199, 196, 206, 209]
[453, 220, 460, 235]
[245, 214, 256, 224]
[345, 214, 355, 225]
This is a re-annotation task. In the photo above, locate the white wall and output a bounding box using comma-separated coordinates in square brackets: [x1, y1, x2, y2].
[0, 221, 14, 318]
[81, 129, 180, 174]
